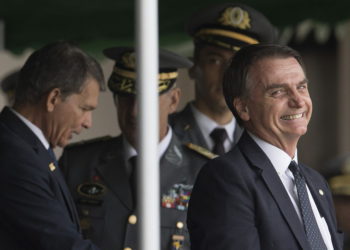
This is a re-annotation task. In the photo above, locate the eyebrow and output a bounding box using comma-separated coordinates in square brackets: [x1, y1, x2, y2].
[265, 79, 308, 91]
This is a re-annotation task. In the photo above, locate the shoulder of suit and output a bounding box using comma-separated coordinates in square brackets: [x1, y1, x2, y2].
[184, 142, 218, 160]
[64, 135, 115, 150]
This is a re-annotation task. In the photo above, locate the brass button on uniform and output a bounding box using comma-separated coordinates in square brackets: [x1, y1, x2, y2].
[176, 221, 184, 229]
[128, 215, 137, 224]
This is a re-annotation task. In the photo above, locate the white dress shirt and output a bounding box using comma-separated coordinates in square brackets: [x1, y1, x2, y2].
[11, 108, 50, 150]
[249, 132, 334, 250]
[123, 126, 173, 174]
[191, 104, 235, 152]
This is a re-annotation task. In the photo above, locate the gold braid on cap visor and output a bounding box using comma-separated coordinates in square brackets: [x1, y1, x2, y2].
[109, 66, 178, 94]
[195, 28, 259, 45]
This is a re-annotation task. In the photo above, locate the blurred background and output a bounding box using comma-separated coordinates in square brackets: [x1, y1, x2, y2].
[2, 0, 350, 173]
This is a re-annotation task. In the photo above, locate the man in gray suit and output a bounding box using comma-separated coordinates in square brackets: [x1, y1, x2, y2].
[171, 3, 277, 156]
[60, 47, 209, 250]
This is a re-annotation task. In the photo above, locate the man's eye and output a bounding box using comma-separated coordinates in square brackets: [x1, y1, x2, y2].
[271, 89, 284, 97]
[207, 58, 222, 65]
[298, 84, 307, 90]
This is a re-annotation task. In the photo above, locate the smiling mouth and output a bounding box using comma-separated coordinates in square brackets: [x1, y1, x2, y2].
[280, 113, 304, 120]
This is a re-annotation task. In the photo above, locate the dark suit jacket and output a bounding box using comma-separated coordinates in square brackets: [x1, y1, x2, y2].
[0, 107, 99, 250]
[187, 131, 343, 250]
[60, 133, 207, 250]
[170, 103, 243, 150]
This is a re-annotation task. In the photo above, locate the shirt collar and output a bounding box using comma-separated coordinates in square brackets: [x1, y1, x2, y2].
[190, 103, 235, 142]
[10, 108, 50, 150]
[248, 131, 298, 175]
[123, 125, 173, 161]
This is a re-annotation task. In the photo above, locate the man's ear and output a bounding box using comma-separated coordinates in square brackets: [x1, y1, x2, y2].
[168, 87, 181, 114]
[233, 98, 250, 122]
[46, 88, 61, 112]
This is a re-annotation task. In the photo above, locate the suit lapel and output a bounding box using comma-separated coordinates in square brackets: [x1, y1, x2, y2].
[51, 162, 81, 229]
[302, 166, 342, 250]
[96, 137, 133, 210]
[0, 107, 81, 228]
[238, 132, 311, 250]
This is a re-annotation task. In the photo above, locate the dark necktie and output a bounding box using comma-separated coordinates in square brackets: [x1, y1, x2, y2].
[210, 128, 228, 156]
[48, 147, 58, 167]
[129, 156, 138, 208]
[289, 161, 327, 250]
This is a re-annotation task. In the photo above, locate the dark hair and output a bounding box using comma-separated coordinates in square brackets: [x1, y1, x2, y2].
[222, 44, 305, 126]
[15, 41, 105, 105]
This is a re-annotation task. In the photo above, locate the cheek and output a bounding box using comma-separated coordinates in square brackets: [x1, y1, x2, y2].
[69, 110, 83, 128]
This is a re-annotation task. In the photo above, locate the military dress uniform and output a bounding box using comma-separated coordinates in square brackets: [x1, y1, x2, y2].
[325, 156, 350, 250]
[59, 46, 211, 250]
[59, 132, 208, 250]
[171, 3, 277, 154]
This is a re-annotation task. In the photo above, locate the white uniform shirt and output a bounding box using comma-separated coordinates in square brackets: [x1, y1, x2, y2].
[191, 104, 234, 152]
[123, 126, 173, 174]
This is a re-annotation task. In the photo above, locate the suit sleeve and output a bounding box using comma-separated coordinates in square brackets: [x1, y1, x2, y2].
[0, 146, 100, 250]
[187, 157, 261, 250]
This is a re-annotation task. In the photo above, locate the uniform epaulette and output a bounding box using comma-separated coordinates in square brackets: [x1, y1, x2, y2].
[65, 135, 113, 149]
[185, 143, 218, 160]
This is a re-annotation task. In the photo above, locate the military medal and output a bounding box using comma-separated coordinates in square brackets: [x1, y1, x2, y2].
[171, 234, 184, 250]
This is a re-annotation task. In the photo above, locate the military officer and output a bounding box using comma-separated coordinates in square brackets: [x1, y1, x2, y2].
[325, 155, 350, 250]
[170, 3, 278, 156]
[59, 47, 210, 250]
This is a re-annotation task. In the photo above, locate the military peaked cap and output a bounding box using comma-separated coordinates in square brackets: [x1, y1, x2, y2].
[103, 47, 192, 95]
[186, 3, 278, 51]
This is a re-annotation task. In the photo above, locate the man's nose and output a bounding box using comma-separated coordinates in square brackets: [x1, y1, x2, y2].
[82, 112, 92, 129]
[289, 90, 305, 108]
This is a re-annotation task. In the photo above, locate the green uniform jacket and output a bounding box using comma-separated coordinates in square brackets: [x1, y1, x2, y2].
[59, 133, 207, 250]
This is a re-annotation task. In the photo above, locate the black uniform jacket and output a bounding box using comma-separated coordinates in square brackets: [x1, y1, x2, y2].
[188, 131, 344, 250]
[60, 133, 207, 250]
[0, 107, 99, 250]
[170, 103, 243, 151]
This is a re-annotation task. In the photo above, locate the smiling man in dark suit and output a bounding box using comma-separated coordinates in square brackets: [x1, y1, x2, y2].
[0, 41, 105, 250]
[187, 44, 343, 250]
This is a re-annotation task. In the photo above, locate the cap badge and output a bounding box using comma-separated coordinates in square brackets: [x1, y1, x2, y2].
[121, 52, 136, 69]
[219, 7, 251, 30]
[119, 78, 135, 93]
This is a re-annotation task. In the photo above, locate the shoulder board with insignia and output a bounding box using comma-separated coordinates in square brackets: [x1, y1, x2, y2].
[65, 135, 113, 149]
[185, 143, 218, 160]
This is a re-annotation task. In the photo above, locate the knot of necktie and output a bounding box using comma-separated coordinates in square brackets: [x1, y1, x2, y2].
[289, 160, 300, 177]
[210, 128, 228, 156]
